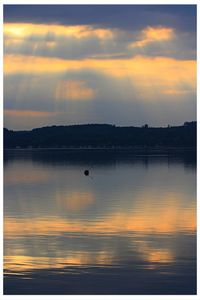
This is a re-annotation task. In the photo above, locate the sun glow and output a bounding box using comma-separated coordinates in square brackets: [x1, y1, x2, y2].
[4, 23, 114, 40]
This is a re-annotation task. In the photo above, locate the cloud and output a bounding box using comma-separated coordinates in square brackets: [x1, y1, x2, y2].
[4, 109, 59, 117]
[4, 107, 62, 130]
[4, 22, 196, 61]
[3, 10, 196, 129]
[4, 54, 196, 100]
[4, 23, 114, 40]
[129, 26, 174, 48]
[4, 5, 196, 33]
[4, 23, 118, 60]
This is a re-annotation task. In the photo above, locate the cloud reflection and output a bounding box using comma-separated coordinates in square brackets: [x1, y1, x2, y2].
[4, 250, 115, 274]
[56, 191, 95, 212]
[4, 155, 196, 279]
[4, 192, 196, 237]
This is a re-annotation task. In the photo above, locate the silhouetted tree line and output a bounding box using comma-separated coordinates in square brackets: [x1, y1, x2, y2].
[3, 122, 196, 149]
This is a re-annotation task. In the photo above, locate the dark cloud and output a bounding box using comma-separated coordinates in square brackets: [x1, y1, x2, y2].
[4, 5, 196, 33]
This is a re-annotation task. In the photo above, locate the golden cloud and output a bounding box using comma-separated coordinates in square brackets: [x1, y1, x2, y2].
[129, 26, 174, 48]
[162, 88, 195, 95]
[4, 109, 59, 117]
[4, 23, 114, 40]
[4, 54, 196, 100]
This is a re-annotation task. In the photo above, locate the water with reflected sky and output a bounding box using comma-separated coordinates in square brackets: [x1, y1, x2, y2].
[4, 149, 196, 295]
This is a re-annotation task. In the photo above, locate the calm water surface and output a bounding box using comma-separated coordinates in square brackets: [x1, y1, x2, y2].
[4, 150, 196, 295]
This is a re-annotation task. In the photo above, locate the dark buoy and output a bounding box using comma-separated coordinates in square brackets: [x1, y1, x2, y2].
[84, 170, 89, 176]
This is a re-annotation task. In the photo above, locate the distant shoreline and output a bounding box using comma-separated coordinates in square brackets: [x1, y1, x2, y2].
[4, 146, 196, 152]
[4, 123, 196, 149]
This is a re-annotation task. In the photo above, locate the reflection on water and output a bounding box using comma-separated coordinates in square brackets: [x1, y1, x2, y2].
[4, 150, 196, 295]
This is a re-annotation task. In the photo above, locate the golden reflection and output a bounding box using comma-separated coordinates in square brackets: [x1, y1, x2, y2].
[4, 189, 196, 272]
[135, 240, 174, 269]
[4, 250, 114, 273]
[56, 191, 95, 212]
[55, 80, 95, 101]
[4, 196, 196, 237]
[147, 250, 173, 263]
[4, 193, 196, 273]
[4, 166, 52, 184]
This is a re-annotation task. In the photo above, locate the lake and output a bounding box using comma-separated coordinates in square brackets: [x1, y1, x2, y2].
[4, 149, 196, 295]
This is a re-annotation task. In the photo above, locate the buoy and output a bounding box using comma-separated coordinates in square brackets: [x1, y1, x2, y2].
[84, 170, 89, 176]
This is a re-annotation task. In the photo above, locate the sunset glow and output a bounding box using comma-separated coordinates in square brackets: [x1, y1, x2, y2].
[4, 5, 196, 129]
[3, 6, 197, 296]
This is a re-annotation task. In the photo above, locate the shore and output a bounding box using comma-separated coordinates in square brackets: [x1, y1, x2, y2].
[4, 146, 196, 153]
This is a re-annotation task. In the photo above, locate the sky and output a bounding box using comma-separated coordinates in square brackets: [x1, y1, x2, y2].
[3, 5, 197, 130]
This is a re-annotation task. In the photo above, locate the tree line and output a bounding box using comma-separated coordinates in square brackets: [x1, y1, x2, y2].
[4, 122, 196, 149]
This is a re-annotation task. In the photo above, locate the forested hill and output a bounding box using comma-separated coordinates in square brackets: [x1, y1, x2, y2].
[4, 122, 196, 149]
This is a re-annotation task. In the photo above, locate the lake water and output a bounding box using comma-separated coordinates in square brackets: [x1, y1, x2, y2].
[4, 149, 196, 295]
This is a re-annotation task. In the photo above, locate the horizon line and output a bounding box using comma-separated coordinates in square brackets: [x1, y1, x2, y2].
[4, 120, 197, 132]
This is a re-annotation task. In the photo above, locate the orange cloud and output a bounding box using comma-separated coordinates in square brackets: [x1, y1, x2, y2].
[4, 55, 69, 74]
[4, 109, 59, 117]
[4, 54, 196, 100]
[129, 26, 174, 48]
[162, 88, 195, 95]
[55, 80, 95, 101]
[4, 23, 114, 40]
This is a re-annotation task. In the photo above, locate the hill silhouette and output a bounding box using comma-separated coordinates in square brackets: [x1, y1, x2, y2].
[4, 122, 196, 149]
